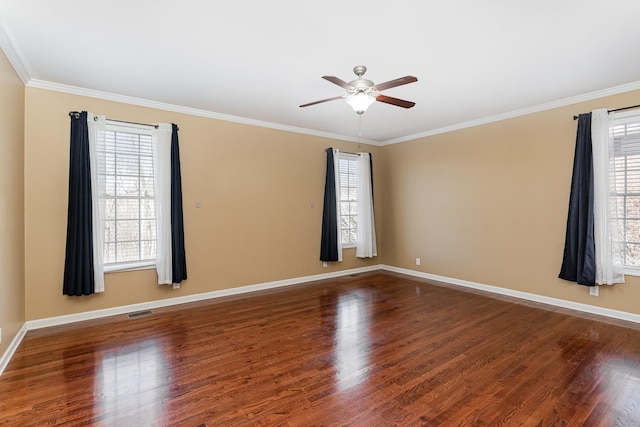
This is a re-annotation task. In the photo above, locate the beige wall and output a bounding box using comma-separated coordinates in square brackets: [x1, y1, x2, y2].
[23, 87, 382, 320]
[0, 49, 25, 354]
[15, 70, 640, 323]
[381, 89, 640, 315]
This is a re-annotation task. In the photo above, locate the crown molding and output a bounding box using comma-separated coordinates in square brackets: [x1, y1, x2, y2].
[383, 80, 640, 145]
[21, 75, 640, 147]
[0, 19, 30, 84]
[26, 79, 381, 146]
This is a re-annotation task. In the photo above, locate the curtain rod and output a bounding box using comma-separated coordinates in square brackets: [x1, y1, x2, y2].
[572, 104, 640, 120]
[69, 111, 159, 129]
[325, 148, 361, 155]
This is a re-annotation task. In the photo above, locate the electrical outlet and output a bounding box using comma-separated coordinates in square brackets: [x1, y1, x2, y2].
[416, 258, 421, 266]
[173, 283, 180, 290]
[589, 286, 599, 296]
[323, 261, 328, 268]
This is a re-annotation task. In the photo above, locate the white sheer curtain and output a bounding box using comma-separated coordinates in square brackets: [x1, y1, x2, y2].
[592, 109, 625, 285]
[87, 113, 106, 293]
[356, 152, 377, 258]
[152, 124, 174, 284]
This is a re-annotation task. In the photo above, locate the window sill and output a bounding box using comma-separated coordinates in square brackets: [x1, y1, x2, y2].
[623, 267, 640, 278]
[104, 261, 155, 273]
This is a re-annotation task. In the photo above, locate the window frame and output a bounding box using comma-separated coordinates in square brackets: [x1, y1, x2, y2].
[338, 152, 359, 248]
[100, 121, 157, 273]
[611, 110, 640, 277]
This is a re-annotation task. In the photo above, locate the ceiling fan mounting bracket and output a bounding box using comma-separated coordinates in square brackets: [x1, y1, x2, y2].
[353, 65, 367, 77]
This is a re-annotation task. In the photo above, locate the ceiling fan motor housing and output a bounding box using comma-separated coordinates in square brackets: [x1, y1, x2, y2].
[349, 65, 374, 94]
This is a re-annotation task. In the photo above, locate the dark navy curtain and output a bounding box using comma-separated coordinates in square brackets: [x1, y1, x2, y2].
[63, 111, 95, 296]
[320, 148, 339, 262]
[170, 124, 187, 283]
[559, 113, 596, 286]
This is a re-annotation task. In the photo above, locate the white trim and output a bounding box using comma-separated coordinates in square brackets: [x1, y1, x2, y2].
[25, 265, 382, 330]
[25, 79, 381, 146]
[26, 264, 640, 331]
[5, 265, 640, 377]
[383, 81, 640, 145]
[103, 261, 155, 273]
[624, 266, 640, 277]
[0, 323, 28, 377]
[615, 109, 640, 122]
[21, 78, 640, 147]
[381, 265, 640, 324]
[0, 20, 31, 84]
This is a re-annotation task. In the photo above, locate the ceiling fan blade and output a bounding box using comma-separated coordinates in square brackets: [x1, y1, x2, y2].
[372, 76, 418, 92]
[376, 95, 415, 109]
[322, 76, 354, 90]
[300, 95, 344, 108]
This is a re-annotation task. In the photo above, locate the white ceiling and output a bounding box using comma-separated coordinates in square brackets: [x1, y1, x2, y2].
[1, 0, 640, 144]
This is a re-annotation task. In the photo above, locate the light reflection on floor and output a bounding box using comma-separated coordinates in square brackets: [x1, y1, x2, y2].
[598, 358, 640, 425]
[95, 338, 169, 424]
[334, 289, 372, 391]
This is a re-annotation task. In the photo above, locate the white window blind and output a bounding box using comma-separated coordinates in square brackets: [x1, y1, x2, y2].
[338, 153, 359, 246]
[97, 124, 157, 267]
[611, 113, 640, 268]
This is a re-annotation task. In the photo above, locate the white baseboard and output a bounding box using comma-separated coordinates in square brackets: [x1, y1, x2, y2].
[1, 265, 380, 377]
[25, 265, 383, 331]
[381, 265, 640, 324]
[0, 323, 28, 377]
[5, 264, 640, 377]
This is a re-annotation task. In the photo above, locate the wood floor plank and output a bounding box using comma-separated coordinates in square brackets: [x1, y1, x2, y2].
[2, 272, 640, 426]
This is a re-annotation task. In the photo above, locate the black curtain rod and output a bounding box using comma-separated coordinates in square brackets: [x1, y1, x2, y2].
[107, 118, 159, 129]
[69, 111, 159, 129]
[325, 148, 361, 155]
[572, 104, 640, 120]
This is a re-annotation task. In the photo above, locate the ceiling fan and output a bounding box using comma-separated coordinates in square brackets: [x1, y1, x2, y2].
[300, 65, 418, 115]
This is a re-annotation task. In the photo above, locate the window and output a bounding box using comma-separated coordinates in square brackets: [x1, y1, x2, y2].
[611, 111, 640, 272]
[97, 123, 156, 270]
[338, 153, 359, 246]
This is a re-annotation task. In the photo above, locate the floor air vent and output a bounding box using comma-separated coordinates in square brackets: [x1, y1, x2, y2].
[127, 310, 153, 319]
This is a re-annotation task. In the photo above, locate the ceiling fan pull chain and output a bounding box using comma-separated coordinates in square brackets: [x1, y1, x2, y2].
[358, 114, 362, 149]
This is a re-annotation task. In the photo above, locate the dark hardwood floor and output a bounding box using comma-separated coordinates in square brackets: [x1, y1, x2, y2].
[2, 272, 640, 426]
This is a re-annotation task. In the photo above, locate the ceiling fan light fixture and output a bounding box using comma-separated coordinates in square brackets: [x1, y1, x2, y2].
[345, 92, 376, 115]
